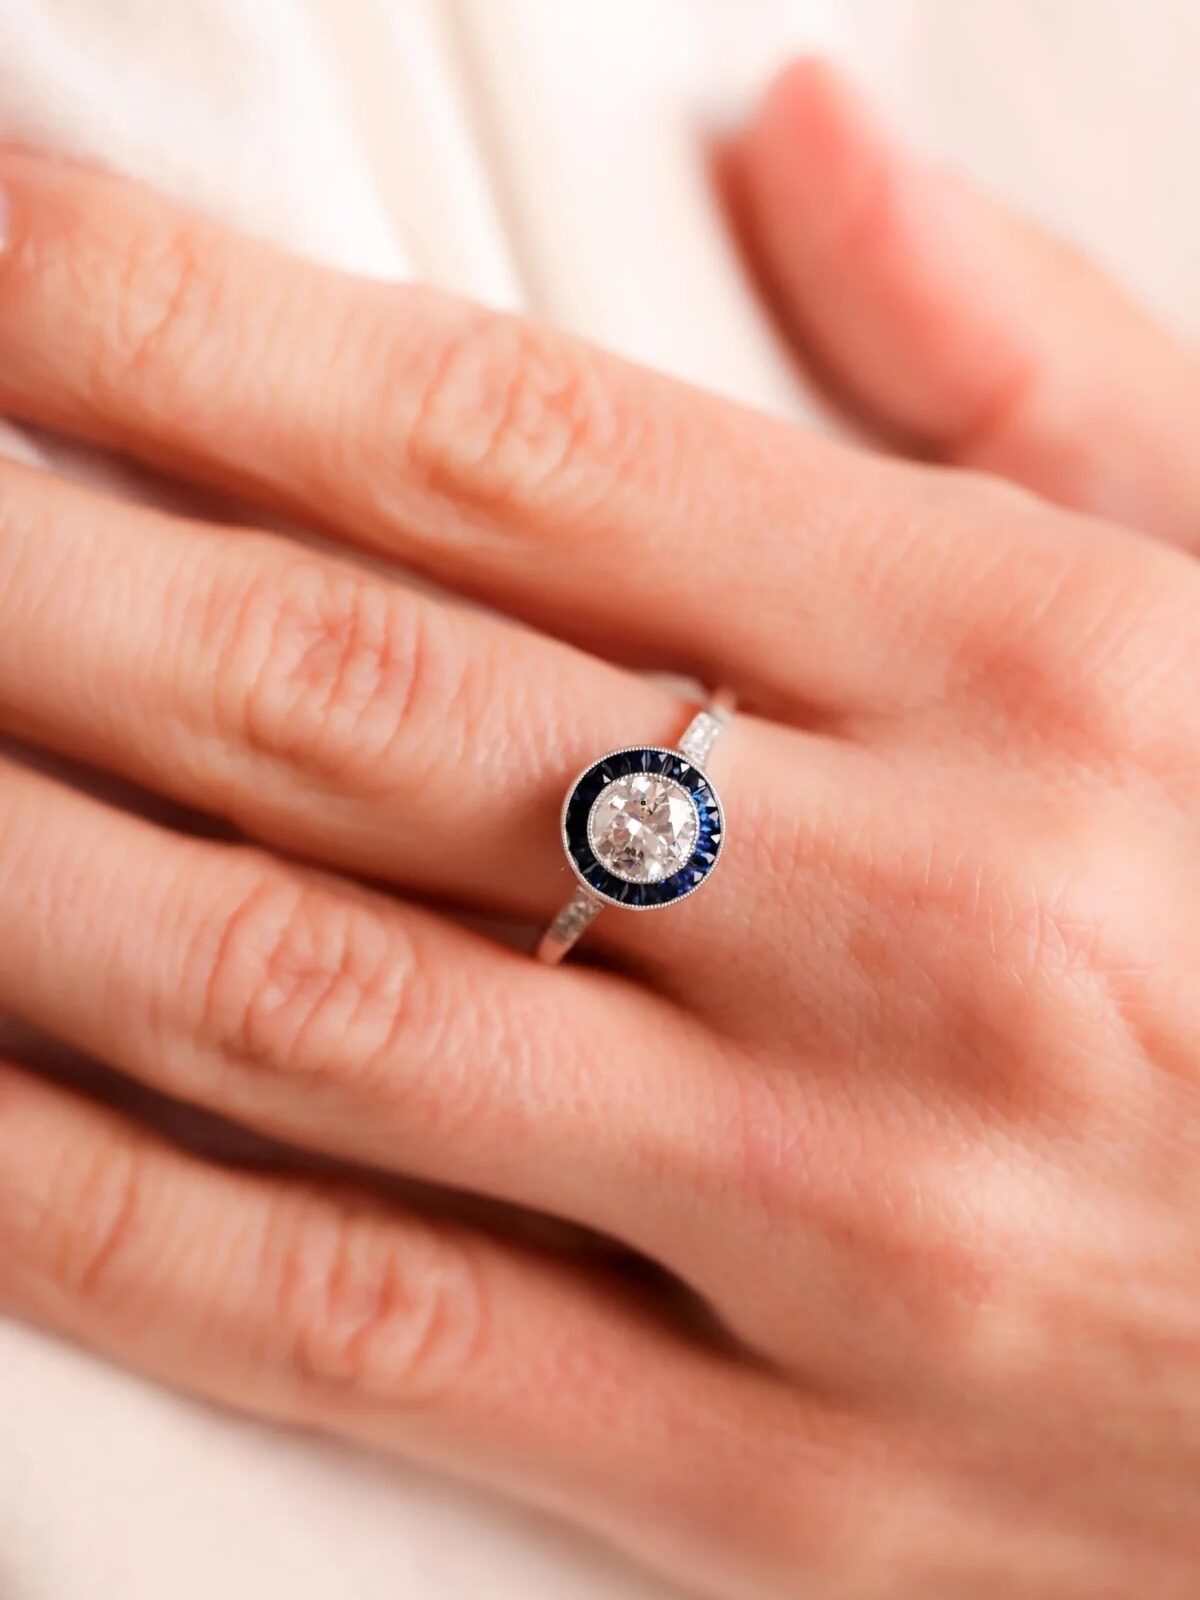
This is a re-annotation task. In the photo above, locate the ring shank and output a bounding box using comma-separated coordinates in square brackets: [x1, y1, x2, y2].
[676, 686, 734, 768]
[535, 691, 733, 966]
[535, 887, 606, 965]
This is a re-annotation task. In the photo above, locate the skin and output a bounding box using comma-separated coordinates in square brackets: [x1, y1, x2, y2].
[1, 58, 1199, 1599]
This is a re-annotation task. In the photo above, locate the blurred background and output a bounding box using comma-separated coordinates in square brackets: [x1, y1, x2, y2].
[1, 3, 1196, 1597]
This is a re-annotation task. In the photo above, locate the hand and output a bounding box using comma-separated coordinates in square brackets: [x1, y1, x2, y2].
[2, 63, 1199, 1600]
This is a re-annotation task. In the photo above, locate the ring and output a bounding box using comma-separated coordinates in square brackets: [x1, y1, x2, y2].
[536, 690, 732, 964]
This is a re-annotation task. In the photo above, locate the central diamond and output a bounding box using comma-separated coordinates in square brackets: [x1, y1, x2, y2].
[588, 772, 700, 884]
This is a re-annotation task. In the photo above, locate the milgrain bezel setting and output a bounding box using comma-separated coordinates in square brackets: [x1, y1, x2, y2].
[560, 745, 725, 910]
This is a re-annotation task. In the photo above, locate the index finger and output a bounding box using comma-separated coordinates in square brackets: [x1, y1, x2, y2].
[0, 151, 1162, 723]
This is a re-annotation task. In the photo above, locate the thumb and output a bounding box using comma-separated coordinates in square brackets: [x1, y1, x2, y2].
[730, 59, 1200, 551]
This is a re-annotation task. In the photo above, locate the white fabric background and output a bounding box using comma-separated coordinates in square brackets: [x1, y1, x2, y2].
[0, 2, 1197, 1596]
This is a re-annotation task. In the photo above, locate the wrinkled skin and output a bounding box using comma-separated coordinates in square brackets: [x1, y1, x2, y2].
[0, 61, 1198, 1600]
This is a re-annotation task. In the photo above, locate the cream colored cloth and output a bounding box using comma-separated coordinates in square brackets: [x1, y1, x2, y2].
[2, 3, 1199, 1597]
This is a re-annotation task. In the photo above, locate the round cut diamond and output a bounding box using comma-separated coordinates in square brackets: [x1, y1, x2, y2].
[588, 772, 700, 884]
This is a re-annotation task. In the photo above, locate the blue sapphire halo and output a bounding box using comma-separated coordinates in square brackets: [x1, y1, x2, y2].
[537, 694, 733, 964]
[560, 745, 725, 910]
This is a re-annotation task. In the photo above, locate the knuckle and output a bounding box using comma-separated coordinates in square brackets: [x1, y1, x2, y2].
[215, 559, 458, 792]
[0, 457, 55, 564]
[901, 824, 1149, 1122]
[398, 306, 636, 519]
[951, 532, 1200, 792]
[96, 216, 219, 397]
[273, 1202, 489, 1403]
[193, 872, 421, 1097]
[50, 1139, 147, 1306]
[722, 1061, 810, 1222]
[950, 540, 1099, 727]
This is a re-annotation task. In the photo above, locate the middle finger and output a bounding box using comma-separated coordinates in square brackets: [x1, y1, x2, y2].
[0, 457, 723, 929]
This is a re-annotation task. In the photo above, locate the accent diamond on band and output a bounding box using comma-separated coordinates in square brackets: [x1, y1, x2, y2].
[536, 692, 732, 964]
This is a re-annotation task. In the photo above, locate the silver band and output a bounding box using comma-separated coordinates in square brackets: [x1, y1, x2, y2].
[536, 690, 733, 966]
[676, 686, 735, 768]
[535, 884, 606, 966]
